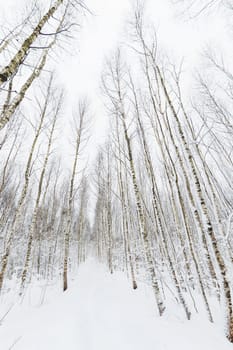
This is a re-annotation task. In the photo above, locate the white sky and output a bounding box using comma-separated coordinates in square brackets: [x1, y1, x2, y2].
[0, 0, 230, 166]
[55, 0, 229, 156]
[57, 0, 228, 94]
[0, 0, 229, 107]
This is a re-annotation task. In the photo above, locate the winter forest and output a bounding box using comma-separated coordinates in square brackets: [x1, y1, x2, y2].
[0, 0, 233, 349]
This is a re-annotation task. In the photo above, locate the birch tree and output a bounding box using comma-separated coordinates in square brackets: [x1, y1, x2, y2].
[131, 10, 233, 340]
[0, 0, 86, 130]
[20, 86, 62, 294]
[0, 76, 53, 292]
[102, 52, 166, 316]
[63, 100, 89, 291]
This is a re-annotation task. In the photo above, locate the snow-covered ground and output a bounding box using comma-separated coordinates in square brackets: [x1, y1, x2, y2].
[0, 259, 232, 350]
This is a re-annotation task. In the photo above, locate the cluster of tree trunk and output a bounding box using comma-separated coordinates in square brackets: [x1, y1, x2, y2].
[0, 0, 233, 344]
[0, 0, 89, 294]
[92, 13, 233, 341]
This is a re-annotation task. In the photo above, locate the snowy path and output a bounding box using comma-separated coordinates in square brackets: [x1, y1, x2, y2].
[0, 259, 232, 350]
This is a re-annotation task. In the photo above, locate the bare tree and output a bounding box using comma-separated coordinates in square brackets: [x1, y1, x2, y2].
[173, 0, 224, 18]
[63, 100, 89, 291]
[102, 51, 166, 316]
[0, 0, 86, 130]
[20, 85, 63, 294]
[0, 75, 53, 292]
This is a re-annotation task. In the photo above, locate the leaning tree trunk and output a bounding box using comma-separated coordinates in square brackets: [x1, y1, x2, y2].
[0, 0, 63, 86]
[120, 112, 165, 315]
[63, 101, 87, 291]
[156, 65, 233, 341]
[0, 79, 51, 291]
[20, 92, 60, 293]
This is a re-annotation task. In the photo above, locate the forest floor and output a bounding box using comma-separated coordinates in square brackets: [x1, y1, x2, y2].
[0, 259, 232, 350]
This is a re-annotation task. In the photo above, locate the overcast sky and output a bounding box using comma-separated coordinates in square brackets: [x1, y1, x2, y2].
[0, 0, 230, 165]
[54, 0, 228, 150]
[0, 0, 229, 107]
[57, 0, 228, 93]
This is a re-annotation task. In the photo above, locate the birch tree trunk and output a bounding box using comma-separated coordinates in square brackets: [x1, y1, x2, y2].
[0, 77, 52, 291]
[0, 0, 64, 86]
[20, 88, 61, 293]
[63, 100, 88, 291]
[102, 55, 165, 315]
